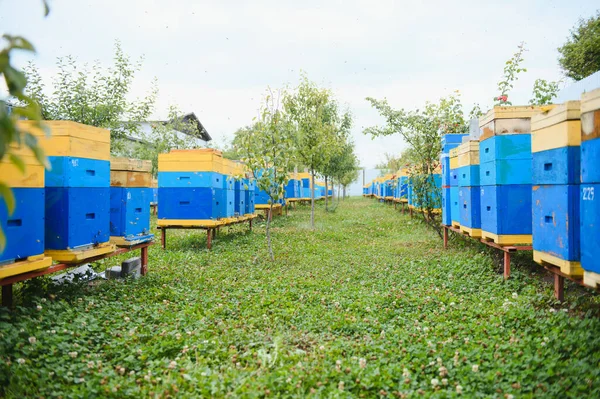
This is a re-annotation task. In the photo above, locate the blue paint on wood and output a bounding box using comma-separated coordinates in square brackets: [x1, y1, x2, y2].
[441, 155, 451, 186]
[245, 185, 255, 214]
[581, 183, 600, 272]
[46, 157, 110, 188]
[158, 187, 219, 220]
[0, 188, 45, 262]
[581, 138, 600, 184]
[110, 187, 151, 239]
[151, 188, 158, 205]
[442, 187, 452, 225]
[442, 134, 468, 154]
[459, 186, 482, 229]
[533, 185, 579, 261]
[285, 179, 299, 198]
[480, 159, 532, 186]
[480, 184, 532, 235]
[234, 179, 247, 215]
[532, 147, 580, 185]
[479, 134, 531, 164]
[158, 171, 223, 188]
[458, 165, 480, 187]
[45, 187, 110, 250]
[450, 187, 460, 223]
[450, 167, 460, 187]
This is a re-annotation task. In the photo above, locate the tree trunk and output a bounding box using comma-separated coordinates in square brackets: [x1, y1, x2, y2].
[310, 170, 315, 228]
[266, 202, 274, 261]
[325, 176, 329, 211]
[343, 185, 346, 200]
[337, 183, 341, 204]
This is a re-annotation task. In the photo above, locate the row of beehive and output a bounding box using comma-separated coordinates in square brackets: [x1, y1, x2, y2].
[365, 169, 442, 212]
[442, 88, 600, 288]
[0, 121, 154, 279]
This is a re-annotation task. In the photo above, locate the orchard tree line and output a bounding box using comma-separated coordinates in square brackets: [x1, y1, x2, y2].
[231, 77, 359, 260]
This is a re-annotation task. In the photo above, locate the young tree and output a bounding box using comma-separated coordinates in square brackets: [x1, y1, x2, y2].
[558, 11, 600, 81]
[529, 78, 560, 105]
[365, 92, 468, 236]
[24, 41, 157, 153]
[494, 42, 527, 105]
[284, 75, 338, 228]
[239, 89, 295, 261]
[321, 109, 353, 210]
[0, 2, 50, 251]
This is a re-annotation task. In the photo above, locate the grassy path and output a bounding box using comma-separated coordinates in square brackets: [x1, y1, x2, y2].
[1, 198, 600, 398]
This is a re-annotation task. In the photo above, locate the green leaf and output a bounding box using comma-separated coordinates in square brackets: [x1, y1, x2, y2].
[8, 153, 25, 173]
[0, 183, 15, 215]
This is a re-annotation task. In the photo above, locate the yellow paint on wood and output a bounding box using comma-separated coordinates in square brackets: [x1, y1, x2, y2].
[449, 157, 459, 169]
[449, 148, 459, 158]
[479, 105, 553, 127]
[45, 242, 115, 263]
[157, 217, 257, 228]
[531, 101, 581, 131]
[451, 221, 461, 228]
[110, 170, 152, 187]
[460, 226, 482, 238]
[458, 152, 479, 167]
[0, 255, 52, 279]
[533, 250, 583, 277]
[110, 236, 153, 247]
[581, 88, 600, 114]
[158, 149, 224, 173]
[531, 120, 581, 152]
[583, 271, 600, 289]
[0, 153, 45, 188]
[110, 157, 152, 172]
[18, 120, 111, 160]
[481, 231, 532, 245]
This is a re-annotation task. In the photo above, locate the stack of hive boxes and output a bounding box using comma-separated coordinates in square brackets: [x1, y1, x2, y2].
[28, 121, 114, 262]
[531, 102, 582, 277]
[285, 172, 300, 199]
[478, 106, 545, 245]
[580, 89, 600, 288]
[394, 169, 408, 202]
[457, 140, 481, 237]
[221, 159, 236, 219]
[151, 178, 158, 207]
[383, 174, 394, 199]
[109, 157, 154, 247]
[157, 149, 226, 225]
[441, 133, 467, 226]
[0, 144, 51, 278]
[449, 148, 461, 227]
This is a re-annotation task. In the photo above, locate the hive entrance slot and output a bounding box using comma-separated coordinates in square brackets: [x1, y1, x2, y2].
[7, 219, 22, 227]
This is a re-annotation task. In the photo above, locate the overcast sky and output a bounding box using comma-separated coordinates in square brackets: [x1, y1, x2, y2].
[2, 0, 598, 168]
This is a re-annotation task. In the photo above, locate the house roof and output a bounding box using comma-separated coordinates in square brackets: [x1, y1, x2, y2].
[176, 112, 212, 142]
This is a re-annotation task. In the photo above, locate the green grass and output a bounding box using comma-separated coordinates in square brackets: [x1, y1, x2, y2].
[1, 197, 600, 398]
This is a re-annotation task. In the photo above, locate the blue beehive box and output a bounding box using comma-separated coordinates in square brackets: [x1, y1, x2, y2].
[457, 165, 480, 187]
[0, 144, 52, 277]
[441, 154, 451, 186]
[0, 188, 45, 263]
[532, 147, 580, 185]
[532, 185, 580, 262]
[442, 133, 468, 154]
[442, 187, 452, 226]
[479, 159, 532, 186]
[479, 134, 532, 164]
[234, 179, 247, 216]
[109, 158, 154, 246]
[158, 187, 219, 220]
[459, 187, 482, 235]
[450, 187, 460, 226]
[479, 184, 532, 243]
[580, 89, 600, 286]
[151, 187, 158, 205]
[245, 179, 256, 214]
[581, 183, 600, 274]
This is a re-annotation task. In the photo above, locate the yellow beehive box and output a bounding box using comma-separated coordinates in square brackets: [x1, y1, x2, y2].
[531, 101, 581, 153]
[581, 88, 600, 142]
[449, 147, 459, 169]
[479, 105, 553, 141]
[110, 157, 152, 187]
[17, 120, 111, 160]
[0, 145, 45, 188]
[457, 141, 480, 167]
[158, 149, 223, 173]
